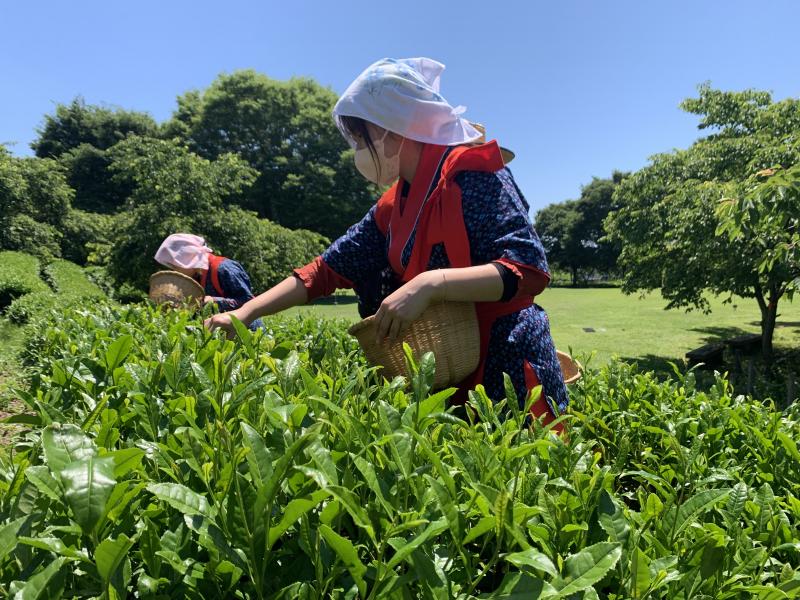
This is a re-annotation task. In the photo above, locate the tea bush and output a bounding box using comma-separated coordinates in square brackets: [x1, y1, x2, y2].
[0, 302, 798, 598]
[0, 251, 49, 309]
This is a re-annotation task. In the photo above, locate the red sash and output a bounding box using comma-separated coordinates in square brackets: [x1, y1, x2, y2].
[200, 255, 226, 296]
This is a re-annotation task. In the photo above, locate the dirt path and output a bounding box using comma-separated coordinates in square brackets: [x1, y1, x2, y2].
[0, 373, 28, 445]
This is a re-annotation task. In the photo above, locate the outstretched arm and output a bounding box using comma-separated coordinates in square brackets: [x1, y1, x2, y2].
[204, 276, 308, 337]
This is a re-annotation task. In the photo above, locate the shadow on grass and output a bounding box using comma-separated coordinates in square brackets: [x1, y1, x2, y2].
[688, 326, 754, 344]
[748, 320, 800, 330]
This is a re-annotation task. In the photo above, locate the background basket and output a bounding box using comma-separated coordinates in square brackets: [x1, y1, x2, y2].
[348, 302, 480, 390]
[557, 350, 582, 384]
[149, 271, 205, 307]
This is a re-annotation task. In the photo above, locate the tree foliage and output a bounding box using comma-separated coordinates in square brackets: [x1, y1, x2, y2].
[105, 136, 325, 292]
[164, 70, 377, 238]
[535, 173, 624, 284]
[606, 85, 800, 362]
[33, 97, 159, 158]
[33, 98, 159, 214]
[0, 147, 73, 260]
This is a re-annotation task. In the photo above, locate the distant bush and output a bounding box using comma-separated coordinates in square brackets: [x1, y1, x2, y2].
[105, 137, 325, 293]
[0, 214, 62, 260]
[61, 209, 115, 265]
[202, 207, 328, 292]
[0, 252, 107, 324]
[0, 147, 73, 260]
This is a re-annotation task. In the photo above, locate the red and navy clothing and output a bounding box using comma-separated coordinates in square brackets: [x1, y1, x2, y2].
[294, 141, 569, 420]
[201, 255, 257, 312]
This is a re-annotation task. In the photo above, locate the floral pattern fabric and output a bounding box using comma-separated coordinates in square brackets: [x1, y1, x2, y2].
[317, 165, 569, 412]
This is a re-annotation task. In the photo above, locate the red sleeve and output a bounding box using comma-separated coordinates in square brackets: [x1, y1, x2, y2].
[494, 257, 551, 299]
[293, 256, 354, 302]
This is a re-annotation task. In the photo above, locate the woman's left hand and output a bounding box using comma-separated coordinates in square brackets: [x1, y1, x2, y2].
[373, 272, 442, 344]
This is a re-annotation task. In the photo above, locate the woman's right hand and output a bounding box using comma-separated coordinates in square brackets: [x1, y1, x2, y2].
[204, 310, 245, 339]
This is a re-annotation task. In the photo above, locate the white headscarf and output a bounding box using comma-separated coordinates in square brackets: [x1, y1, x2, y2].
[333, 57, 483, 146]
[154, 233, 213, 270]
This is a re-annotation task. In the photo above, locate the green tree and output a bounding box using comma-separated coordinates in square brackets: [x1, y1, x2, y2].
[535, 173, 624, 285]
[535, 200, 584, 285]
[164, 70, 377, 238]
[33, 98, 159, 213]
[0, 147, 73, 259]
[106, 136, 324, 292]
[33, 97, 159, 158]
[578, 173, 624, 274]
[716, 165, 800, 363]
[605, 85, 800, 363]
[106, 136, 257, 289]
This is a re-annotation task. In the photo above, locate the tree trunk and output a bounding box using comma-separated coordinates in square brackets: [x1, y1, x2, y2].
[755, 284, 780, 367]
[571, 266, 578, 287]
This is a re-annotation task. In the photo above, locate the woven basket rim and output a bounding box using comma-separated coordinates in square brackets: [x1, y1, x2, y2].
[347, 302, 479, 389]
[347, 315, 374, 336]
[150, 270, 204, 291]
[346, 301, 471, 337]
[556, 350, 582, 383]
[149, 270, 205, 303]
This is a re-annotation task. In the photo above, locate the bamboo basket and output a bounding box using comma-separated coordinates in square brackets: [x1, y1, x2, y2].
[348, 302, 480, 390]
[349, 301, 583, 388]
[149, 271, 205, 308]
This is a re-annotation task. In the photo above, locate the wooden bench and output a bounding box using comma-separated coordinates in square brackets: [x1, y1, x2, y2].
[725, 333, 762, 355]
[685, 343, 725, 369]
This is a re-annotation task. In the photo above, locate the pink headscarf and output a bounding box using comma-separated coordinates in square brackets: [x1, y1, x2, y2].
[154, 233, 213, 270]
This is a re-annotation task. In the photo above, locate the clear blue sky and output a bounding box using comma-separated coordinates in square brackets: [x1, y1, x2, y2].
[2, 0, 799, 214]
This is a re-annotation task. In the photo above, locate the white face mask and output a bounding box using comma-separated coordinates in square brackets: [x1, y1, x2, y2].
[354, 129, 402, 186]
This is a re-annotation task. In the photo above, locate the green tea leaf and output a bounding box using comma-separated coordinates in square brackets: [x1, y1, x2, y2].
[778, 431, 800, 464]
[268, 490, 329, 548]
[14, 557, 68, 600]
[480, 572, 557, 599]
[105, 334, 133, 371]
[96, 534, 134, 583]
[353, 454, 393, 515]
[598, 489, 630, 545]
[108, 447, 145, 478]
[240, 422, 273, 486]
[307, 440, 339, 487]
[24, 466, 62, 502]
[386, 519, 448, 569]
[554, 542, 622, 595]
[662, 488, 730, 540]
[42, 424, 96, 474]
[327, 485, 375, 542]
[146, 482, 212, 518]
[631, 547, 650, 598]
[319, 524, 367, 597]
[60, 455, 116, 534]
[504, 548, 558, 577]
[18, 536, 90, 562]
[0, 516, 28, 562]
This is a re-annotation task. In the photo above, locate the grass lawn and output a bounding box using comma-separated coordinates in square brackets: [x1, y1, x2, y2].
[285, 288, 800, 370]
